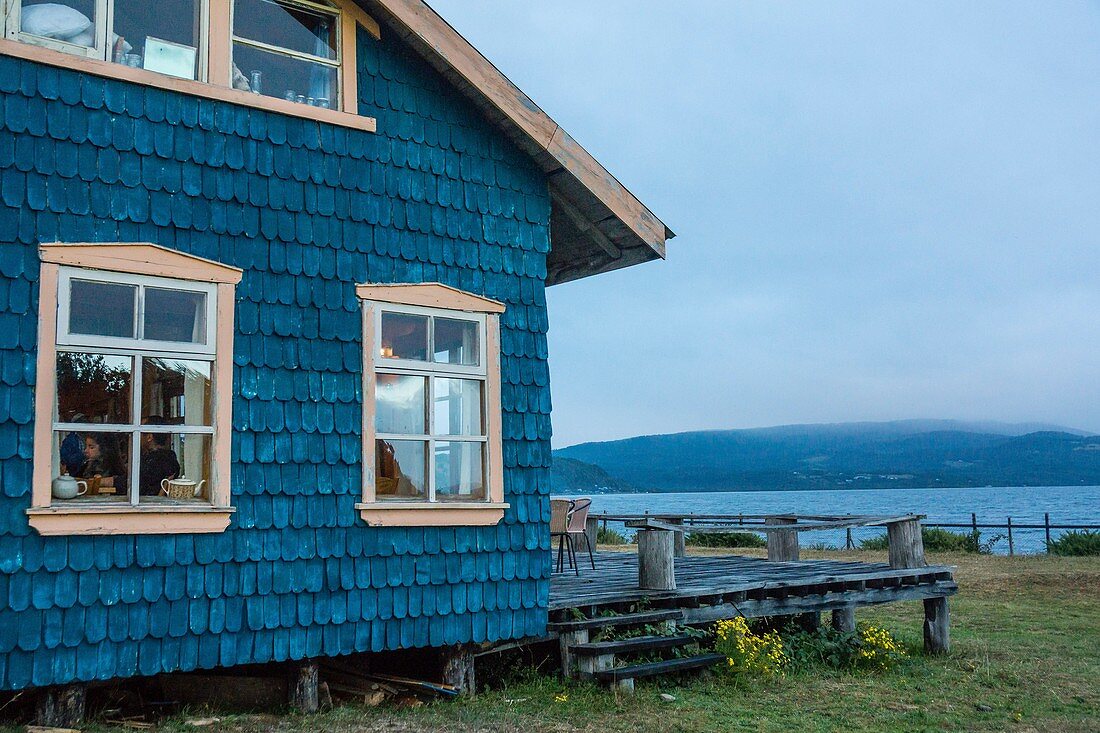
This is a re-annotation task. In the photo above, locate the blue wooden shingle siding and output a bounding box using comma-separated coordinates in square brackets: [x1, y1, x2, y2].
[0, 24, 553, 690]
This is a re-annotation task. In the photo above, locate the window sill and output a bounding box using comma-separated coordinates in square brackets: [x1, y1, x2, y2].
[0, 39, 376, 134]
[26, 505, 235, 535]
[356, 502, 509, 527]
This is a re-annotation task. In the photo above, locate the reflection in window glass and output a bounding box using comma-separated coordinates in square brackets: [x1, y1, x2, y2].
[140, 433, 210, 502]
[434, 318, 479, 366]
[234, 0, 337, 59]
[232, 0, 339, 106]
[434, 378, 482, 436]
[376, 439, 426, 500]
[434, 442, 485, 501]
[52, 430, 130, 503]
[142, 358, 213, 426]
[111, 0, 201, 78]
[19, 1, 99, 49]
[376, 374, 425, 435]
[380, 313, 428, 361]
[56, 353, 132, 425]
[144, 287, 207, 343]
[69, 280, 136, 338]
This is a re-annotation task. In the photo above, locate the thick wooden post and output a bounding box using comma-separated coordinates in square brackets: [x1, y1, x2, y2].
[441, 645, 476, 695]
[766, 517, 799, 561]
[290, 661, 319, 712]
[36, 684, 86, 728]
[669, 518, 686, 558]
[887, 519, 925, 569]
[559, 629, 589, 679]
[923, 597, 950, 654]
[638, 530, 676, 590]
[831, 606, 857, 634]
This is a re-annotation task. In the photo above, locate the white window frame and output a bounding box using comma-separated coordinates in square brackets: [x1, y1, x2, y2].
[28, 243, 241, 536]
[230, 0, 342, 107]
[52, 266, 218, 508]
[373, 303, 489, 503]
[356, 283, 507, 528]
[57, 268, 219, 356]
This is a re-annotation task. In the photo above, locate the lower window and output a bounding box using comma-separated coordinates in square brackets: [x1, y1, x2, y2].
[29, 243, 241, 535]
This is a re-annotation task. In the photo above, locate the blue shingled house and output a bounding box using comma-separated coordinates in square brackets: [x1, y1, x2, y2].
[0, 0, 670, 713]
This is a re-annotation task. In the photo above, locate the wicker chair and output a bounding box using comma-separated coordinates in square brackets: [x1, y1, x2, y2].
[550, 498, 578, 575]
[566, 497, 596, 570]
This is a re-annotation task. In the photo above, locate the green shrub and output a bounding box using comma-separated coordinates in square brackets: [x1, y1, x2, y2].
[782, 623, 907, 673]
[1048, 530, 1100, 556]
[596, 527, 627, 545]
[859, 527, 994, 554]
[687, 531, 767, 549]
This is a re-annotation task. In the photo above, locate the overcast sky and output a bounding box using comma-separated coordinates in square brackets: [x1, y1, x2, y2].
[428, 1, 1100, 448]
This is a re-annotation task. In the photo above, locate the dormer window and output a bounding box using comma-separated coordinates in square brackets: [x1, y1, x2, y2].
[1, 0, 378, 130]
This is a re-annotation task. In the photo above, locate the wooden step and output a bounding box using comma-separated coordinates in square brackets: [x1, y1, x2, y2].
[548, 610, 683, 633]
[593, 654, 727, 683]
[571, 635, 697, 657]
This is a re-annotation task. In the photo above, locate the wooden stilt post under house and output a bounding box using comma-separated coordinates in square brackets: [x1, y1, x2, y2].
[441, 645, 476, 695]
[36, 683, 87, 728]
[290, 661, 319, 712]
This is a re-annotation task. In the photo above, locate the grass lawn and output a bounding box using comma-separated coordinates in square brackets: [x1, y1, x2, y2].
[26, 551, 1100, 732]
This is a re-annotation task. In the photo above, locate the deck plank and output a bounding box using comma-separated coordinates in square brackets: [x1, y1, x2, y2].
[549, 552, 955, 612]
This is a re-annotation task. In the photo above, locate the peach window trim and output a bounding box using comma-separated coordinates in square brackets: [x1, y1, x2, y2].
[357, 282, 507, 527]
[28, 243, 242, 536]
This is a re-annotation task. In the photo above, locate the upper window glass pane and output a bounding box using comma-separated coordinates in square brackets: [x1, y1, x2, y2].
[234, 0, 337, 60]
[19, 1, 99, 49]
[56, 353, 132, 426]
[111, 0, 201, 78]
[144, 287, 207, 344]
[69, 280, 136, 339]
[380, 313, 429, 362]
[434, 318, 479, 367]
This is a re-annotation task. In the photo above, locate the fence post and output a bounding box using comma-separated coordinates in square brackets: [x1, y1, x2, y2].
[1044, 513, 1051, 552]
[1007, 516, 1014, 556]
[845, 528, 853, 550]
[971, 513, 978, 539]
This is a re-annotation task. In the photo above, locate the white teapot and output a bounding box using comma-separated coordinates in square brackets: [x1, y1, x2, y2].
[161, 477, 205, 499]
[52, 474, 88, 500]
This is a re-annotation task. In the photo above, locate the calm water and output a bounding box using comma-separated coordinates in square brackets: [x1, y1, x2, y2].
[584, 485, 1100, 554]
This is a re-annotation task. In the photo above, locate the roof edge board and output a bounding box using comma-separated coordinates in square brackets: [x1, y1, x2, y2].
[364, 0, 673, 264]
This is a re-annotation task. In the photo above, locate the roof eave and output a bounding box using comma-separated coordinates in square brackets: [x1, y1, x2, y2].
[360, 0, 673, 285]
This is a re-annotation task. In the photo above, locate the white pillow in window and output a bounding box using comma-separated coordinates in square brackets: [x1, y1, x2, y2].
[20, 4, 93, 41]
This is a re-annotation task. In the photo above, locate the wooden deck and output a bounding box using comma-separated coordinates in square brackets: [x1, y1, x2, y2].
[549, 551, 957, 624]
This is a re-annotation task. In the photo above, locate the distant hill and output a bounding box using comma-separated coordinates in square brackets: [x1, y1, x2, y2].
[550, 456, 634, 495]
[552, 420, 1100, 493]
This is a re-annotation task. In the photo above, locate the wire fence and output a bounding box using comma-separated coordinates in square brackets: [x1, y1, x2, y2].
[592, 512, 1098, 556]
